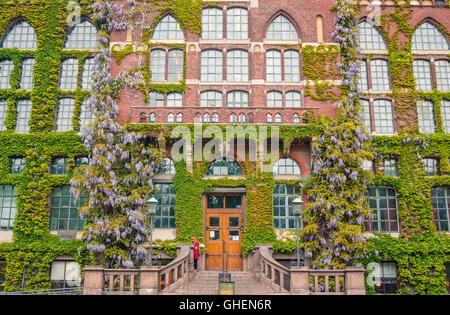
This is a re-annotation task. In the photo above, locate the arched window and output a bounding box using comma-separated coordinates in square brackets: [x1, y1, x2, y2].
[227, 49, 249, 82]
[0, 21, 37, 49]
[15, 99, 32, 133]
[230, 113, 237, 123]
[203, 113, 211, 123]
[212, 113, 219, 123]
[293, 114, 301, 125]
[206, 158, 243, 176]
[167, 113, 175, 123]
[273, 157, 301, 176]
[227, 8, 248, 40]
[238, 113, 246, 123]
[201, 90, 223, 107]
[227, 91, 249, 107]
[64, 20, 97, 49]
[412, 22, 450, 51]
[413, 60, 433, 91]
[202, 7, 223, 40]
[55, 98, 75, 132]
[431, 187, 450, 232]
[266, 114, 273, 123]
[167, 92, 182, 107]
[152, 15, 184, 40]
[149, 113, 156, 123]
[286, 91, 302, 108]
[267, 91, 283, 107]
[365, 186, 399, 232]
[275, 113, 282, 123]
[176, 113, 183, 123]
[273, 184, 301, 228]
[157, 158, 176, 175]
[149, 91, 164, 107]
[0, 59, 14, 89]
[417, 100, 437, 134]
[358, 21, 387, 50]
[266, 15, 298, 41]
[201, 49, 223, 82]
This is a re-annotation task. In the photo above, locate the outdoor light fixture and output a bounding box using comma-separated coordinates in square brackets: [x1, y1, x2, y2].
[147, 197, 159, 266]
[291, 196, 304, 267]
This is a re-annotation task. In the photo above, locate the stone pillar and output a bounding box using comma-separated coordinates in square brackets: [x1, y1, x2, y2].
[83, 266, 104, 295]
[289, 266, 310, 295]
[139, 266, 160, 295]
[345, 267, 366, 295]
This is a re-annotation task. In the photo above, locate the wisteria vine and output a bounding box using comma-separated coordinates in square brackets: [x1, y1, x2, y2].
[70, 0, 163, 269]
[302, 0, 374, 269]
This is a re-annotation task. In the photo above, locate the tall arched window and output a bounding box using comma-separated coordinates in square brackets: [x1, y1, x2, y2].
[0, 21, 37, 49]
[63, 20, 97, 49]
[152, 15, 184, 40]
[15, 99, 32, 133]
[284, 50, 300, 82]
[358, 21, 387, 50]
[435, 60, 449, 91]
[59, 58, 78, 90]
[150, 49, 166, 82]
[55, 98, 75, 132]
[266, 50, 282, 82]
[206, 158, 243, 176]
[266, 15, 298, 41]
[373, 99, 394, 134]
[266, 114, 273, 124]
[370, 59, 390, 92]
[0, 60, 14, 89]
[168, 49, 184, 82]
[273, 157, 301, 176]
[412, 22, 450, 51]
[212, 113, 219, 123]
[201, 90, 223, 107]
[413, 60, 433, 91]
[275, 113, 282, 123]
[19, 58, 35, 90]
[417, 100, 437, 134]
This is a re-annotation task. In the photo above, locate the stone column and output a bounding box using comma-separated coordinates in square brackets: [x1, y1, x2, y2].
[345, 267, 366, 295]
[83, 266, 104, 295]
[289, 266, 310, 295]
[139, 266, 160, 295]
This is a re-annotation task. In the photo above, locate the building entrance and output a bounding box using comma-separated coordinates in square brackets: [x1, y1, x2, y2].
[205, 194, 244, 271]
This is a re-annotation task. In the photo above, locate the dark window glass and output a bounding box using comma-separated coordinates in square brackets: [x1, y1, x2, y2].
[210, 217, 220, 227]
[229, 217, 239, 227]
[51, 158, 68, 175]
[207, 196, 224, 209]
[10, 158, 26, 174]
[153, 183, 176, 228]
[273, 184, 301, 229]
[50, 186, 85, 231]
[225, 196, 242, 209]
[0, 185, 17, 230]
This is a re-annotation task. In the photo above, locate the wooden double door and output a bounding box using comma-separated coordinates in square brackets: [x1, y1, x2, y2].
[205, 194, 244, 271]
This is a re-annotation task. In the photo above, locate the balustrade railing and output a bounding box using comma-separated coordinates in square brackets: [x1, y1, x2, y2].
[158, 244, 191, 293]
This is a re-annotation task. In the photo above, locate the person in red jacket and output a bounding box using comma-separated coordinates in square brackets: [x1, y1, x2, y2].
[192, 236, 199, 272]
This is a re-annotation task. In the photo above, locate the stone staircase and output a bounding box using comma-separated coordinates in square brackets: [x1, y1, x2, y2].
[163, 271, 286, 295]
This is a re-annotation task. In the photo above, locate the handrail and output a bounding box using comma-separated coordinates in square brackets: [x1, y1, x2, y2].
[158, 244, 191, 292]
[257, 245, 291, 292]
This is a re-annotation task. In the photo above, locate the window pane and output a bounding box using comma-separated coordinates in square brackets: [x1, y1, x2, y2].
[431, 187, 450, 232]
[148, 92, 164, 107]
[59, 58, 79, 90]
[227, 50, 248, 82]
[365, 186, 398, 232]
[358, 21, 387, 50]
[202, 8, 223, 40]
[423, 159, 438, 177]
[373, 99, 394, 134]
[273, 158, 301, 176]
[55, 98, 74, 132]
[50, 186, 85, 231]
[166, 92, 182, 107]
[201, 90, 222, 107]
[0, 99, 7, 131]
[267, 91, 283, 108]
[0, 59, 14, 89]
[266, 50, 282, 82]
[286, 91, 301, 108]
[0, 21, 37, 49]
[10, 158, 26, 174]
[284, 50, 300, 82]
[64, 20, 98, 49]
[0, 185, 17, 230]
[167, 49, 183, 82]
[227, 8, 248, 40]
[412, 22, 450, 51]
[370, 59, 390, 92]
[413, 60, 433, 91]
[359, 61, 369, 92]
[273, 184, 301, 229]
[81, 58, 96, 90]
[227, 91, 249, 107]
[442, 100, 450, 133]
[79, 100, 93, 131]
[19, 58, 35, 90]
[154, 183, 176, 228]
[157, 158, 176, 175]
[435, 60, 450, 92]
[206, 158, 243, 176]
[360, 99, 372, 132]
[150, 49, 166, 82]
[266, 15, 298, 41]
[152, 15, 184, 40]
[15, 100, 32, 133]
[417, 100, 436, 134]
[201, 50, 222, 82]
